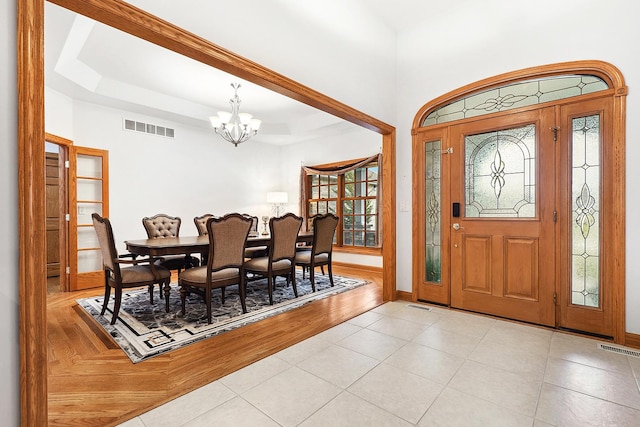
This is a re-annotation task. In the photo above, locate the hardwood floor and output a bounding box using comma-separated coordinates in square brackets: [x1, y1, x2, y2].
[46, 266, 384, 426]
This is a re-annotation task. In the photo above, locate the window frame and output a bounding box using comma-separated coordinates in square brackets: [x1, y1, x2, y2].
[304, 157, 381, 253]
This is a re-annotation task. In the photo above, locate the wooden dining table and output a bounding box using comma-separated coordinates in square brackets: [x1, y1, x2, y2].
[124, 232, 314, 265]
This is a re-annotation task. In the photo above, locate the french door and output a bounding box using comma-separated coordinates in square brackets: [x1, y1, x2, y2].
[69, 146, 109, 291]
[414, 95, 615, 337]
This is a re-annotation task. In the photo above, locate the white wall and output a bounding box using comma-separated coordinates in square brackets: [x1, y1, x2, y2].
[63, 99, 284, 250]
[396, 0, 640, 333]
[45, 87, 74, 138]
[1, 0, 19, 423]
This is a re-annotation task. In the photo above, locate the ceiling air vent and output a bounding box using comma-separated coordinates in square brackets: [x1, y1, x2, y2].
[123, 119, 175, 138]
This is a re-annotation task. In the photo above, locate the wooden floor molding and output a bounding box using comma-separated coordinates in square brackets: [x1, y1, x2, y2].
[46, 267, 383, 426]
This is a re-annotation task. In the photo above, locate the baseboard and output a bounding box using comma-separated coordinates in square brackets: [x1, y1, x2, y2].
[625, 332, 640, 349]
[395, 290, 412, 301]
[332, 261, 382, 274]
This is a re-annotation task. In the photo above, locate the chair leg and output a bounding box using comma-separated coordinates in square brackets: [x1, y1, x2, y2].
[328, 262, 334, 286]
[101, 284, 111, 316]
[239, 276, 247, 313]
[205, 287, 212, 324]
[321, 265, 325, 275]
[310, 264, 316, 292]
[148, 284, 154, 304]
[267, 275, 274, 305]
[291, 268, 298, 297]
[163, 279, 171, 312]
[221, 287, 226, 303]
[180, 285, 188, 316]
[110, 288, 122, 325]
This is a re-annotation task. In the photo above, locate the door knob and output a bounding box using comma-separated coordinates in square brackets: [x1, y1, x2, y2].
[453, 223, 461, 230]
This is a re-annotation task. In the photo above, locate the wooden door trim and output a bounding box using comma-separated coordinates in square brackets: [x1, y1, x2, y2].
[68, 146, 109, 291]
[18, 0, 396, 424]
[411, 60, 626, 344]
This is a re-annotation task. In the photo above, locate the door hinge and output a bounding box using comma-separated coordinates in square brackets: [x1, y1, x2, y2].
[65, 213, 70, 221]
[551, 127, 559, 142]
[553, 292, 557, 304]
[64, 160, 70, 168]
[553, 210, 557, 222]
[66, 266, 70, 274]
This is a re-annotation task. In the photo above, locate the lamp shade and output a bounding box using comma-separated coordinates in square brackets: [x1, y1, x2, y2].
[266, 191, 288, 204]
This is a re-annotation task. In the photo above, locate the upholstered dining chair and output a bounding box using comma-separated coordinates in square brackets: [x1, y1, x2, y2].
[294, 213, 339, 292]
[242, 213, 267, 259]
[194, 213, 216, 236]
[194, 213, 216, 264]
[178, 213, 253, 324]
[142, 213, 199, 275]
[92, 213, 171, 325]
[243, 213, 303, 306]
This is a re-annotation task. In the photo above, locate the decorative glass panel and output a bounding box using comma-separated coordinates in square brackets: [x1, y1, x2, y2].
[425, 140, 441, 283]
[465, 125, 536, 218]
[77, 226, 99, 250]
[571, 115, 601, 307]
[78, 248, 102, 273]
[423, 75, 609, 126]
[77, 178, 102, 201]
[77, 202, 102, 225]
[76, 154, 102, 178]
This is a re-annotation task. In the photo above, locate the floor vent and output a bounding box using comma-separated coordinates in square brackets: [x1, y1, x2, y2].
[123, 119, 175, 138]
[597, 343, 640, 358]
[406, 304, 432, 312]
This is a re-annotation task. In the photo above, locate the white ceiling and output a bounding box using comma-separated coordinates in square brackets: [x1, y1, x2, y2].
[45, 2, 368, 145]
[44, 1, 463, 145]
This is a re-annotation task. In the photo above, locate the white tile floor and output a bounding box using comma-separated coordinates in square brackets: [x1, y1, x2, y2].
[118, 301, 640, 427]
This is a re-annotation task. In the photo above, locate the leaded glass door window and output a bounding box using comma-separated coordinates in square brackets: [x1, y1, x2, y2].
[425, 140, 442, 283]
[571, 115, 600, 307]
[465, 125, 536, 218]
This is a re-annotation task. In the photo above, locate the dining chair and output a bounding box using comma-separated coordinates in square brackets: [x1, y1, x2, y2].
[142, 213, 199, 275]
[295, 213, 339, 291]
[178, 213, 253, 323]
[243, 213, 303, 306]
[92, 213, 172, 325]
[241, 213, 267, 259]
[194, 213, 216, 264]
[193, 213, 216, 236]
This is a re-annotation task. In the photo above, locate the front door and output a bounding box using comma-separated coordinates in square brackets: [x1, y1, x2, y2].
[449, 107, 556, 326]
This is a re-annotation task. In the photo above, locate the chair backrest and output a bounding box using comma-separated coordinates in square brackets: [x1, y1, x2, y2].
[312, 213, 339, 255]
[241, 214, 259, 235]
[92, 213, 120, 277]
[206, 213, 252, 271]
[142, 214, 181, 239]
[269, 213, 303, 262]
[194, 214, 215, 236]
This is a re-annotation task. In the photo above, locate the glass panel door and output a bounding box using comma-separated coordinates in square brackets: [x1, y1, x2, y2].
[69, 146, 109, 291]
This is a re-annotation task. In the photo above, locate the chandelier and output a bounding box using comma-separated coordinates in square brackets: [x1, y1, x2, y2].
[209, 83, 262, 147]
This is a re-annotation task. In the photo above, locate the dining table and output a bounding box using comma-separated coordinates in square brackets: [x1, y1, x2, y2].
[124, 232, 314, 264]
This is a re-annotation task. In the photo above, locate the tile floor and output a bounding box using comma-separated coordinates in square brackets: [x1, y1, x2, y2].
[118, 301, 640, 427]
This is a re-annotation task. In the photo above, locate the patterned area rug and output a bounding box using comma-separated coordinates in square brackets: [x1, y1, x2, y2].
[77, 272, 366, 363]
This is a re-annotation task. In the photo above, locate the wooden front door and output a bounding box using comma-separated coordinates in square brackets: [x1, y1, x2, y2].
[449, 107, 556, 326]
